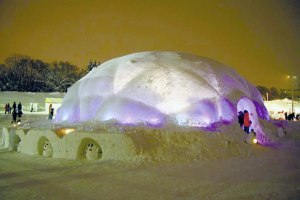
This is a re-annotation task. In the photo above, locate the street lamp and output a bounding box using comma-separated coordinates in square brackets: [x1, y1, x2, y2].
[287, 75, 297, 113]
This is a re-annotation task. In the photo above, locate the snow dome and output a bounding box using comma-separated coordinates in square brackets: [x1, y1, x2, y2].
[55, 52, 269, 133]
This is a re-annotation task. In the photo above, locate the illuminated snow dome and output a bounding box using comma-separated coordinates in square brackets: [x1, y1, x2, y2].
[55, 51, 269, 131]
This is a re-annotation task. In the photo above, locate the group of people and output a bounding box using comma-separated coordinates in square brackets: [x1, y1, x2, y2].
[238, 110, 252, 134]
[4, 103, 12, 114]
[5, 102, 54, 122]
[284, 112, 300, 121]
[6, 101, 23, 124]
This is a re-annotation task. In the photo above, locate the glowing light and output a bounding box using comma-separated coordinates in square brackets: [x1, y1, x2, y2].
[63, 128, 76, 134]
[54, 128, 76, 138]
[253, 138, 258, 144]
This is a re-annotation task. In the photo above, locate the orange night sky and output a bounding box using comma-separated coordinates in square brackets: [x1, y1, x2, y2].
[0, 0, 299, 89]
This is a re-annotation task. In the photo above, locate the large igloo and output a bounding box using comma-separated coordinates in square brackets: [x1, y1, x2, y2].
[55, 52, 269, 140]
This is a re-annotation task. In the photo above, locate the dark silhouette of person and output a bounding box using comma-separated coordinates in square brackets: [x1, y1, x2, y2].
[238, 111, 244, 127]
[287, 113, 295, 121]
[5, 104, 8, 114]
[284, 112, 288, 120]
[12, 102, 16, 111]
[17, 102, 23, 118]
[48, 108, 54, 120]
[51, 108, 54, 117]
[8, 103, 11, 114]
[11, 109, 17, 124]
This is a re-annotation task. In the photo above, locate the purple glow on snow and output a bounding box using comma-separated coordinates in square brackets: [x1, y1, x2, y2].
[253, 100, 270, 120]
[55, 51, 271, 145]
[79, 96, 104, 121]
[92, 95, 166, 125]
[219, 98, 236, 124]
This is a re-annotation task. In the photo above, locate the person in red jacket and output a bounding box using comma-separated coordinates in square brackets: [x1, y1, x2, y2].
[243, 110, 251, 134]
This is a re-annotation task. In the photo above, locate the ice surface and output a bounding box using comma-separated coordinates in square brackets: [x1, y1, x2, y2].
[55, 52, 268, 129]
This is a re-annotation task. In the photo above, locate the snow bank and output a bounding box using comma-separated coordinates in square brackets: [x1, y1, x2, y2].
[1, 120, 281, 162]
[126, 125, 263, 162]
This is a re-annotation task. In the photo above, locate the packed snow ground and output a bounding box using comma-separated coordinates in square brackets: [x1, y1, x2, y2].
[0, 146, 300, 200]
[0, 92, 300, 199]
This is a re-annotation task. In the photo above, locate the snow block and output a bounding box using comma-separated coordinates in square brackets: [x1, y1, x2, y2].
[64, 131, 136, 160]
[2, 127, 17, 150]
[11, 128, 136, 161]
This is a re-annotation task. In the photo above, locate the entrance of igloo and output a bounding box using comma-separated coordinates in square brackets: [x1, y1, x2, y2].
[77, 138, 102, 160]
[237, 97, 264, 140]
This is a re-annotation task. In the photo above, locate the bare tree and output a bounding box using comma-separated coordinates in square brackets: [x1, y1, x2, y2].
[1, 54, 84, 92]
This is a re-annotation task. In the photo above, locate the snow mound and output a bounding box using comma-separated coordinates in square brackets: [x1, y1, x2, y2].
[56, 52, 268, 127]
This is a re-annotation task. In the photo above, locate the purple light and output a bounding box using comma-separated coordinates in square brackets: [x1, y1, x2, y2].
[55, 52, 272, 144]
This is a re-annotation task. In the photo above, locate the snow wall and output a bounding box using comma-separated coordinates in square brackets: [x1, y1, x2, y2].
[55, 51, 270, 144]
[1, 125, 278, 162]
[1, 127, 136, 161]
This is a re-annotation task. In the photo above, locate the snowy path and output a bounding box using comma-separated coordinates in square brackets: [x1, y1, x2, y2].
[0, 148, 299, 200]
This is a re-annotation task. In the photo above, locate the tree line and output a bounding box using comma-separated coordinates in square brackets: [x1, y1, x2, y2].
[0, 54, 89, 92]
[256, 86, 299, 101]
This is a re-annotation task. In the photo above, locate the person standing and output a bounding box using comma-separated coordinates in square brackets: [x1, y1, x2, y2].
[17, 102, 23, 118]
[11, 109, 17, 124]
[48, 108, 54, 120]
[12, 102, 16, 111]
[238, 111, 244, 127]
[8, 103, 11, 114]
[5, 104, 8, 114]
[243, 110, 251, 134]
[284, 112, 288, 120]
[17, 102, 22, 112]
[15, 102, 23, 123]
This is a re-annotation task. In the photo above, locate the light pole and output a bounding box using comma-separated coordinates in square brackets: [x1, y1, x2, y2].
[287, 75, 297, 113]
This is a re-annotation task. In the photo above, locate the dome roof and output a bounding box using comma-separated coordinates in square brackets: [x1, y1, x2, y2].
[55, 51, 267, 127]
